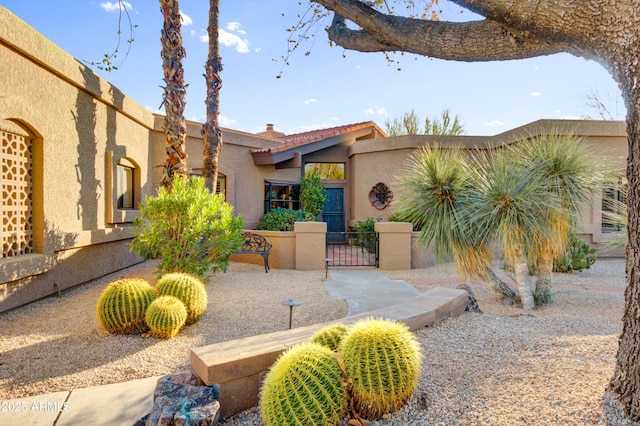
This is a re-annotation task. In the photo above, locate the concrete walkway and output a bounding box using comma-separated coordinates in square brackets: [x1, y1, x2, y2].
[324, 269, 422, 315]
[0, 270, 442, 426]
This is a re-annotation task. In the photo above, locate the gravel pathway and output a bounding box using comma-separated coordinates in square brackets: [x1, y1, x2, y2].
[1, 258, 637, 425]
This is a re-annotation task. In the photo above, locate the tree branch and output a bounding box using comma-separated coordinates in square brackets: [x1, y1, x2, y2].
[314, 0, 577, 61]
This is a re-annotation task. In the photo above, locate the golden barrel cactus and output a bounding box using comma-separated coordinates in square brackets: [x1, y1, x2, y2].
[96, 278, 156, 334]
[144, 296, 187, 339]
[156, 272, 208, 325]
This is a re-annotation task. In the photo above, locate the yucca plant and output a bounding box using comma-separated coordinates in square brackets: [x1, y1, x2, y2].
[156, 272, 208, 325]
[144, 296, 187, 339]
[393, 145, 519, 304]
[96, 278, 156, 334]
[512, 131, 607, 304]
[260, 343, 348, 426]
[309, 323, 349, 352]
[339, 318, 421, 420]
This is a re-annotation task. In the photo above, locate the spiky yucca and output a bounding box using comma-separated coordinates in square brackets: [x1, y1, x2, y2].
[260, 343, 347, 426]
[339, 318, 422, 419]
[309, 323, 349, 352]
[144, 296, 187, 339]
[156, 272, 208, 325]
[96, 278, 156, 334]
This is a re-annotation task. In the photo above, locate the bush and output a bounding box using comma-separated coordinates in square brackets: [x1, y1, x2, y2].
[256, 207, 314, 231]
[130, 175, 244, 279]
[554, 232, 597, 272]
[300, 172, 327, 218]
[352, 217, 381, 252]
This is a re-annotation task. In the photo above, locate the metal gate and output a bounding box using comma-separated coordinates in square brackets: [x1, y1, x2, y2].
[326, 231, 379, 268]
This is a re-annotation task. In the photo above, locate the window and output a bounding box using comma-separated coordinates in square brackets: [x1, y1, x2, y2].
[116, 164, 134, 209]
[1, 129, 33, 257]
[264, 181, 300, 213]
[602, 175, 627, 233]
[188, 169, 226, 198]
[304, 163, 345, 179]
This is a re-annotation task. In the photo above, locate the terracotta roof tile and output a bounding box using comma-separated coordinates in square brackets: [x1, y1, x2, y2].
[251, 121, 386, 154]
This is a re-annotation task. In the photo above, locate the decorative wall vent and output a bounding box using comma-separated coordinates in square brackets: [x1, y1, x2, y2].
[369, 182, 393, 210]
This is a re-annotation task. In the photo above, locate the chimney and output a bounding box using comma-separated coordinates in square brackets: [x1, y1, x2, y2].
[266, 123, 274, 131]
[257, 123, 285, 139]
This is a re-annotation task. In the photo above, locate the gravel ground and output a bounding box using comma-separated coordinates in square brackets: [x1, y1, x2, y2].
[1, 258, 638, 425]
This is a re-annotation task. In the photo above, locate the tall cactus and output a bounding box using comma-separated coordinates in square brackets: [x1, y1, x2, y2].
[260, 343, 347, 426]
[145, 296, 187, 339]
[339, 317, 422, 419]
[309, 323, 349, 352]
[156, 272, 208, 325]
[96, 278, 156, 334]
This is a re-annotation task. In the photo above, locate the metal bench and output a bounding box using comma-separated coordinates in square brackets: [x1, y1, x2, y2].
[235, 232, 272, 273]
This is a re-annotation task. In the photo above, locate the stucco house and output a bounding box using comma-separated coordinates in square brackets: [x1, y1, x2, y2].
[0, 6, 627, 312]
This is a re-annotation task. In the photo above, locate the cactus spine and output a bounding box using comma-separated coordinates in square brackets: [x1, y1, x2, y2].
[156, 272, 208, 325]
[96, 278, 156, 334]
[145, 296, 187, 339]
[309, 323, 349, 352]
[339, 317, 422, 419]
[260, 343, 347, 426]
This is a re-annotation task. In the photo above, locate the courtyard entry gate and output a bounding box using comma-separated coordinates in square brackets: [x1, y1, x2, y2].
[326, 231, 379, 268]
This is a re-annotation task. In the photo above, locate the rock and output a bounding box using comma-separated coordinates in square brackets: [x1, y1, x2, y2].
[136, 372, 220, 426]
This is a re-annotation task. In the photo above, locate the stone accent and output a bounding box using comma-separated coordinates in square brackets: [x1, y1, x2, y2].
[136, 372, 220, 426]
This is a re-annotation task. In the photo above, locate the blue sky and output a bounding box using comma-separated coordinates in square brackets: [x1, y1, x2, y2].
[1, 0, 626, 136]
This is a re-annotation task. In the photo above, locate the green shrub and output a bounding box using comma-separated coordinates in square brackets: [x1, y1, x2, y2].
[156, 272, 208, 325]
[96, 278, 156, 335]
[309, 323, 349, 352]
[300, 172, 327, 218]
[260, 343, 347, 426]
[130, 175, 244, 279]
[352, 217, 381, 253]
[144, 296, 187, 339]
[256, 207, 314, 231]
[554, 232, 597, 272]
[339, 317, 422, 420]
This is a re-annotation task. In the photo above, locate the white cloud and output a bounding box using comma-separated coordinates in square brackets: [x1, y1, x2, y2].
[531, 92, 542, 97]
[485, 120, 505, 127]
[559, 115, 584, 120]
[201, 29, 250, 53]
[190, 29, 197, 37]
[180, 12, 193, 26]
[218, 114, 236, 127]
[364, 106, 388, 116]
[304, 98, 318, 105]
[227, 22, 246, 35]
[100, 1, 132, 13]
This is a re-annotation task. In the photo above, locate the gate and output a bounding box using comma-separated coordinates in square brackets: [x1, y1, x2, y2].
[326, 231, 378, 268]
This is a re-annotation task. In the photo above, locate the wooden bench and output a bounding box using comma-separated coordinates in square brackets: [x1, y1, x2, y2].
[234, 232, 272, 273]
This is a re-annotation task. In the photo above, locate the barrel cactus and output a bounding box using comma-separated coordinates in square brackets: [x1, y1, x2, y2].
[309, 323, 349, 352]
[339, 317, 422, 419]
[144, 296, 188, 339]
[96, 278, 156, 334]
[156, 272, 208, 325]
[260, 343, 347, 426]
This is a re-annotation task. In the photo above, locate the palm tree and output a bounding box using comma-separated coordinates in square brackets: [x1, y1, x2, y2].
[159, 0, 188, 187]
[513, 131, 606, 304]
[202, 0, 223, 192]
[394, 145, 519, 305]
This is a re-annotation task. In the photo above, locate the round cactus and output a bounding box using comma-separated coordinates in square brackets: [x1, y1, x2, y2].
[144, 296, 188, 339]
[260, 343, 347, 426]
[339, 317, 422, 419]
[156, 272, 208, 325]
[309, 323, 349, 352]
[96, 278, 156, 334]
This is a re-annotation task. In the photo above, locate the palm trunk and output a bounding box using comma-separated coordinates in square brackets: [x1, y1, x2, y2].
[159, 0, 187, 187]
[202, 0, 222, 192]
[479, 267, 520, 305]
[534, 256, 553, 305]
[513, 249, 536, 310]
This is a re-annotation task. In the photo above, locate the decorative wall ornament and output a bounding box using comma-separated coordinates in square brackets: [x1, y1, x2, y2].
[369, 182, 393, 210]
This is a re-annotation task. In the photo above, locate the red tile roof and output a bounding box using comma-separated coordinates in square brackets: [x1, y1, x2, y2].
[251, 121, 386, 154]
